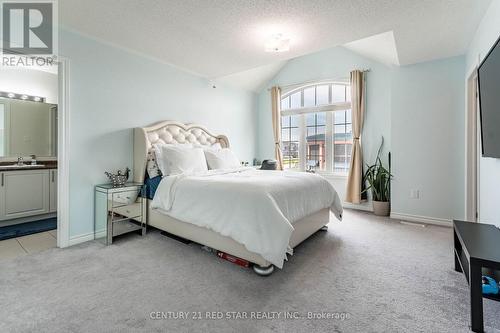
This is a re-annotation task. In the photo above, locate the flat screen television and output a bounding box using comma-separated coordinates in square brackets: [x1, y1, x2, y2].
[478, 35, 500, 158]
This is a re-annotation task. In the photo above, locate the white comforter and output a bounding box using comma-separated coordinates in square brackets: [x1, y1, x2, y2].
[151, 168, 343, 268]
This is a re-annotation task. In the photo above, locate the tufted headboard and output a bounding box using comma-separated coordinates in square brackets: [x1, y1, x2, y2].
[133, 121, 229, 183]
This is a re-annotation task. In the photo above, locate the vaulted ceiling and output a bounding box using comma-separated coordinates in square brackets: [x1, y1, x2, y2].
[60, 0, 491, 88]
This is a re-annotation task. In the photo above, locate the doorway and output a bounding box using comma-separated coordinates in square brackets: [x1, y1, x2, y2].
[0, 57, 70, 259]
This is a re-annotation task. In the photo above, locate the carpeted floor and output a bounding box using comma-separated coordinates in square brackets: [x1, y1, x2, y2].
[1, 210, 499, 333]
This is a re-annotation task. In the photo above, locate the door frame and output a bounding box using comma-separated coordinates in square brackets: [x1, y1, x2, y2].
[57, 57, 70, 248]
[465, 69, 479, 222]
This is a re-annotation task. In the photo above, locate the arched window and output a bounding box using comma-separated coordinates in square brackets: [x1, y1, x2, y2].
[280, 82, 352, 174]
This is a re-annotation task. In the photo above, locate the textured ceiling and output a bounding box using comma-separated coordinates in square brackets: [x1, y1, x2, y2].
[60, 0, 491, 79]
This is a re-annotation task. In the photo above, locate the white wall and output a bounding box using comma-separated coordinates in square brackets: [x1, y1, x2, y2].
[60, 29, 257, 239]
[256, 46, 392, 207]
[391, 56, 465, 222]
[465, 0, 500, 226]
[0, 68, 58, 103]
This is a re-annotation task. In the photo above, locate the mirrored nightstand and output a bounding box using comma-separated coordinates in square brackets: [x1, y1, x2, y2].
[94, 182, 146, 245]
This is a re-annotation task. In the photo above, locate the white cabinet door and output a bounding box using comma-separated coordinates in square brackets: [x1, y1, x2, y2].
[0, 170, 50, 220]
[49, 169, 57, 212]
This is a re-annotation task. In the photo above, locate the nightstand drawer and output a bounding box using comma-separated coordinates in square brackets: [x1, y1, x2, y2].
[108, 190, 139, 205]
[113, 202, 142, 221]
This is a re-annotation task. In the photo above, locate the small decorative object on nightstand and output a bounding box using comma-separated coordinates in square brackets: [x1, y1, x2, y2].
[94, 182, 146, 245]
[104, 167, 130, 187]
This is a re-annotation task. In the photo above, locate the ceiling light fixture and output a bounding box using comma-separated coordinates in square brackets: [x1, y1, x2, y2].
[265, 33, 290, 53]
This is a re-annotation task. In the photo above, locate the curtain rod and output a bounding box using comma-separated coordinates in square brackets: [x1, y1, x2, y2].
[267, 69, 370, 91]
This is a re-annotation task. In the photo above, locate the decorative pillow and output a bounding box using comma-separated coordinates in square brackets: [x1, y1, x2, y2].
[155, 145, 208, 176]
[146, 150, 161, 178]
[204, 148, 240, 170]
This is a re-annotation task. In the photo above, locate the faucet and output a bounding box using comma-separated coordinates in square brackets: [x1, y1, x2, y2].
[30, 154, 36, 165]
[17, 156, 24, 166]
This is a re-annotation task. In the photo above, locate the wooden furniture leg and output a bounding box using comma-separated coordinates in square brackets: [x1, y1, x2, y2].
[470, 264, 484, 333]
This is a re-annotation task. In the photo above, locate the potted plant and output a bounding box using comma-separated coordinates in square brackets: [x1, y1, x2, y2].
[362, 138, 392, 216]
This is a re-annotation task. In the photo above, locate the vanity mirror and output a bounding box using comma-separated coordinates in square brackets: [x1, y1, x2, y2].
[0, 98, 57, 159]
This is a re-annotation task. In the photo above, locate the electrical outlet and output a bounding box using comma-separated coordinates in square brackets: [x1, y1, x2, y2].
[410, 189, 420, 199]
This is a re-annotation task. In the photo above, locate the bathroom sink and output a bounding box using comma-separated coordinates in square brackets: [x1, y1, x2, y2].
[0, 164, 45, 168]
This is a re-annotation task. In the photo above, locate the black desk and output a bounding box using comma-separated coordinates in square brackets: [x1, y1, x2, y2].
[453, 220, 500, 332]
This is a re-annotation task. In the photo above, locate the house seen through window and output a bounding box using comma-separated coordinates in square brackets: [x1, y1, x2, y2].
[280, 82, 352, 174]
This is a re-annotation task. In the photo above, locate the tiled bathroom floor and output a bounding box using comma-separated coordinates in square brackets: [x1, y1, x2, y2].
[0, 230, 56, 261]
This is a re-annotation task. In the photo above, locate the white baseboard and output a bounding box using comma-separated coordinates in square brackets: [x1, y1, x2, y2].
[390, 212, 452, 227]
[68, 230, 106, 246]
[343, 202, 373, 212]
[68, 232, 94, 246]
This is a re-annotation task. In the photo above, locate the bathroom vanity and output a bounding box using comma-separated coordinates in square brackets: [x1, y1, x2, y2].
[0, 164, 57, 222]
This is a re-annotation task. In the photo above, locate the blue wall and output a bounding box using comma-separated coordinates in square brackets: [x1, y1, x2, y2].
[60, 30, 257, 238]
[391, 56, 465, 221]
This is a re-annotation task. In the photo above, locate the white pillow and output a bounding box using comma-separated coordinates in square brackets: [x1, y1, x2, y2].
[204, 148, 240, 170]
[194, 142, 222, 151]
[155, 145, 208, 176]
[146, 150, 161, 178]
[152, 143, 193, 177]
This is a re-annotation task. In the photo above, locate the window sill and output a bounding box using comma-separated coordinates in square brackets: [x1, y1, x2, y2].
[316, 172, 348, 179]
[282, 169, 348, 179]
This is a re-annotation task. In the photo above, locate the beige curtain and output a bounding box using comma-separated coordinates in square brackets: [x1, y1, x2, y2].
[271, 86, 284, 170]
[345, 70, 365, 203]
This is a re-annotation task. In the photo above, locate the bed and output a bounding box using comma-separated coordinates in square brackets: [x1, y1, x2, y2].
[133, 121, 342, 275]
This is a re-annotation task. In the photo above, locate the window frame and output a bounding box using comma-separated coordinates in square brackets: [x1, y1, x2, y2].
[280, 81, 352, 176]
